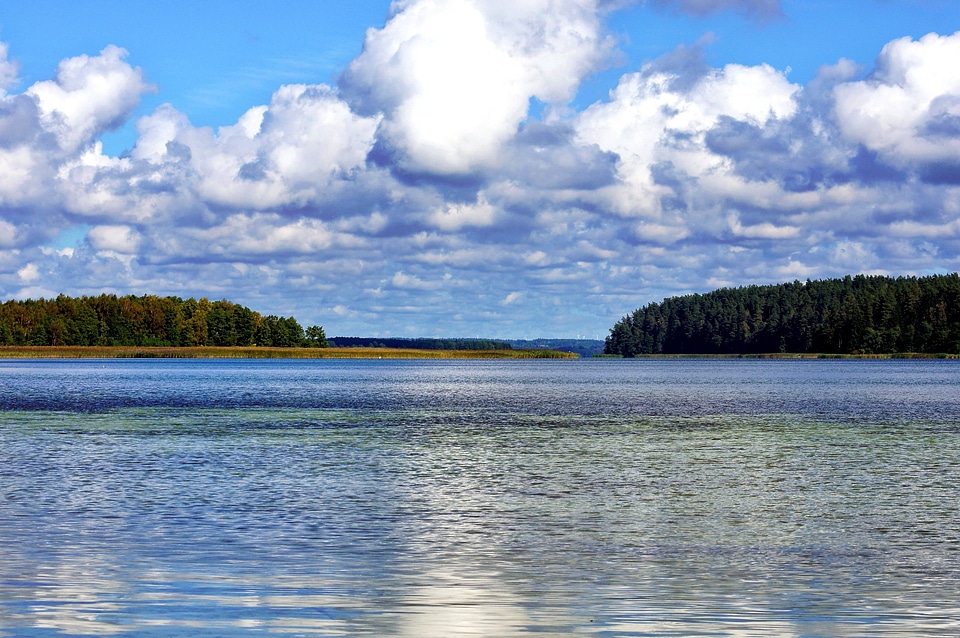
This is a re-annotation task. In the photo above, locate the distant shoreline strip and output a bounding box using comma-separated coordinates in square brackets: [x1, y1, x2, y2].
[0, 346, 578, 359]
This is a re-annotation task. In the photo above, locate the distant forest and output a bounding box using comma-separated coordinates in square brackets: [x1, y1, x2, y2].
[329, 337, 605, 357]
[507, 339, 605, 358]
[0, 295, 327, 348]
[605, 274, 960, 356]
[330, 337, 510, 350]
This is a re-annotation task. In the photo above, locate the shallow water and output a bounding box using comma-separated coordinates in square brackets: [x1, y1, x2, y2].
[1, 359, 959, 636]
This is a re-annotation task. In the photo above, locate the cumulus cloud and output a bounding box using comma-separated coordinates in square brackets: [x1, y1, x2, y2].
[128, 85, 380, 211]
[0, 45, 152, 229]
[565, 33, 960, 320]
[500, 122, 620, 190]
[17, 262, 41, 283]
[3, 17, 960, 338]
[428, 195, 499, 231]
[87, 225, 142, 254]
[834, 31, 960, 181]
[341, 0, 614, 175]
[575, 51, 800, 231]
[27, 46, 151, 154]
[139, 213, 359, 263]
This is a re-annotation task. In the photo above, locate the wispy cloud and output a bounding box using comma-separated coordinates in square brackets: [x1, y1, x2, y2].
[649, 0, 783, 20]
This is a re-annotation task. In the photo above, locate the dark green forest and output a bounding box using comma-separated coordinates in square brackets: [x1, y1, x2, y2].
[0, 294, 327, 348]
[605, 274, 960, 356]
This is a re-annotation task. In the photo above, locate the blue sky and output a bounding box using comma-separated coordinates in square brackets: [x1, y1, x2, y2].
[2, 0, 960, 338]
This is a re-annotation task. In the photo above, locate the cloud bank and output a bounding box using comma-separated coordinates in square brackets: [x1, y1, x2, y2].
[1, 0, 958, 337]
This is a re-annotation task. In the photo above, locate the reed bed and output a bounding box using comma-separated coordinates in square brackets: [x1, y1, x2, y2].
[0, 346, 578, 359]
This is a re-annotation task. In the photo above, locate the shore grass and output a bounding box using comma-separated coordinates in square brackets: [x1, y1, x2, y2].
[3, 346, 954, 360]
[0, 345, 578, 359]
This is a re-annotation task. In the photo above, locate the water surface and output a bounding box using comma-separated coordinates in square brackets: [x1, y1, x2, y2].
[1, 359, 959, 636]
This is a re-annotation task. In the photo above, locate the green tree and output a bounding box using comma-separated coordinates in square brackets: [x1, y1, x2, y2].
[305, 325, 328, 348]
[234, 306, 256, 346]
[207, 301, 237, 346]
[0, 294, 328, 351]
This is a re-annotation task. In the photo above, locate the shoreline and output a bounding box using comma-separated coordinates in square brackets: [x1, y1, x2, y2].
[1, 346, 955, 360]
[610, 352, 960, 359]
[0, 345, 578, 359]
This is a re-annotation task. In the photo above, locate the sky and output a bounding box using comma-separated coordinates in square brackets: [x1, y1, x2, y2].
[1, 0, 960, 339]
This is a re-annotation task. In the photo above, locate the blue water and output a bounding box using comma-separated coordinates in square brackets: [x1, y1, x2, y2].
[1, 358, 959, 636]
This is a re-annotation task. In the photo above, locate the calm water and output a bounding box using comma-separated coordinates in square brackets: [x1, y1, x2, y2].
[1, 358, 959, 637]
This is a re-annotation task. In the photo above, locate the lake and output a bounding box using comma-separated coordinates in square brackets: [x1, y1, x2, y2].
[1, 358, 959, 636]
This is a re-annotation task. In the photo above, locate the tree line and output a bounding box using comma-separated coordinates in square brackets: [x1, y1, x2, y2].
[0, 294, 328, 348]
[506, 339, 605, 358]
[605, 274, 960, 356]
[329, 337, 511, 350]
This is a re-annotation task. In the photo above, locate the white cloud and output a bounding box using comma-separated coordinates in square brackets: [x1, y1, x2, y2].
[154, 213, 347, 259]
[129, 86, 380, 212]
[56, 143, 142, 219]
[889, 218, 960, 239]
[0, 43, 19, 94]
[27, 46, 152, 153]
[4, 17, 960, 338]
[728, 214, 800, 239]
[17, 262, 40, 283]
[391, 271, 443, 290]
[0, 220, 19, 248]
[130, 103, 192, 163]
[633, 221, 690, 244]
[88, 225, 142, 254]
[575, 56, 799, 228]
[342, 0, 612, 174]
[0, 146, 43, 207]
[834, 31, 960, 165]
[428, 195, 499, 231]
[830, 240, 877, 271]
[0, 45, 155, 223]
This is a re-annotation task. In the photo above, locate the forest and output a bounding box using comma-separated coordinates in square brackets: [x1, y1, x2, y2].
[0, 294, 327, 348]
[329, 337, 511, 350]
[605, 274, 960, 356]
[329, 337, 605, 357]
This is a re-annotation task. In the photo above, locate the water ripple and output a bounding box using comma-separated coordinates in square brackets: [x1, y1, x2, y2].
[2, 359, 960, 636]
